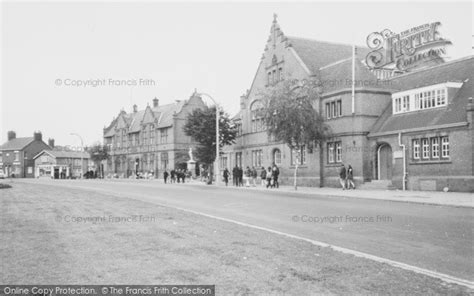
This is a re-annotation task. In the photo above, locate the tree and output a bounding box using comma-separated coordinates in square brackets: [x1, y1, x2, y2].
[260, 78, 330, 190]
[87, 143, 110, 178]
[183, 106, 237, 184]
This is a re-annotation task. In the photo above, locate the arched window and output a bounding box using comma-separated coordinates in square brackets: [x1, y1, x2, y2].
[250, 100, 265, 133]
[273, 148, 282, 165]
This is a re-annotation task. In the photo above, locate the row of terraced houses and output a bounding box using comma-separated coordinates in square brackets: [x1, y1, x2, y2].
[103, 17, 474, 192]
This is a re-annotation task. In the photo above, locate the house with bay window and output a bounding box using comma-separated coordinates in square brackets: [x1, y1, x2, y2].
[221, 16, 473, 192]
[103, 94, 206, 177]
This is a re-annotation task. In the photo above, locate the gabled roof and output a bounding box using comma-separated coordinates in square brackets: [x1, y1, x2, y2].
[33, 149, 90, 160]
[369, 56, 474, 136]
[104, 99, 189, 138]
[0, 137, 34, 151]
[287, 36, 370, 75]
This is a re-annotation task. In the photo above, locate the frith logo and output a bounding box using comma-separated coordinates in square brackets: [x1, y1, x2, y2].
[365, 22, 452, 71]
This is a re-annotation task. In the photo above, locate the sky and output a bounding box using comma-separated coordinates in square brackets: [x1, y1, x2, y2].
[1, 1, 473, 146]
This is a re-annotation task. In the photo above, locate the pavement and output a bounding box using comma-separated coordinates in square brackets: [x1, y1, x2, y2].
[116, 178, 474, 208]
[204, 181, 474, 208]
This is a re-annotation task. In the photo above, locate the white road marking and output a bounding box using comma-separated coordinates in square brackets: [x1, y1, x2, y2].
[18, 180, 474, 289]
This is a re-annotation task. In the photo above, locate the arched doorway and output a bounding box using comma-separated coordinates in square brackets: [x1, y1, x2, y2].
[377, 143, 393, 180]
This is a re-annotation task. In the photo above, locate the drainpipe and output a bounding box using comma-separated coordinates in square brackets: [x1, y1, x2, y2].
[398, 133, 406, 191]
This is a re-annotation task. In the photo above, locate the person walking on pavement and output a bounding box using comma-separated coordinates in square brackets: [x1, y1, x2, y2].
[260, 167, 267, 186]
[232, 165, 238, 186]
[238, 166, 244, 187]
[244, 166, 251, 187]
[163, 170, 169, 184]
[223, 168, 229, 186]
[346, 164, 355, 189]
[272, 163, 280, 188]
[339, 164, 347, 190]
[251, 166, 258, 187]
[266, 166, 273, 188]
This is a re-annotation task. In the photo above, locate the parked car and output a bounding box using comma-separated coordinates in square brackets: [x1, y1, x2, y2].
[0, 171, 5, 179]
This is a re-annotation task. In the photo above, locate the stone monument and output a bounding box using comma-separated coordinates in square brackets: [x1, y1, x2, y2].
[187, 147, 196, 178]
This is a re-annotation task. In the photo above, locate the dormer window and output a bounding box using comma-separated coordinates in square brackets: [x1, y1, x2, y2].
[392, 82, 461, 114]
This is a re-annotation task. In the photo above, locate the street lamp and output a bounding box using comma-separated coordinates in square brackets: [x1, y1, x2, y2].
[70, 133, 84, 179]
[195, 91, 220, 186]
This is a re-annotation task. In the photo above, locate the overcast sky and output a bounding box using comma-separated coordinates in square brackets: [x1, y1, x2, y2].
[1, 1, 472, 146]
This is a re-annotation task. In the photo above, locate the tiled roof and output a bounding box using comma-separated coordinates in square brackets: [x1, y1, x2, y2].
[369, 56, 474, 136]
[104, 100, 187, 137]
[34, 149, 90, 160]
[319, 54, 391, 93]
[0, 137, 34, 151]
[287, 36, 370, 75]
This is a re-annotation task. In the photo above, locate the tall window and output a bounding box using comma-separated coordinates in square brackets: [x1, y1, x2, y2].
[431, 137, 439, 158]
[335, 142, 342, 163]
[121, 130, 127, 147]
[142, 126, 148, 145]
[251, 150, 263, 167]
[273, 149, 282, 166]
[441, 136, 449, 158]
[250, 101, 265, 133]
[14, 151, 19, 162]
[278, 67, 283, 81]
[220, 156, 228, 170]
[236, 122, 242, 136]
[413, 139, 420, 159]
[327, 143, 334, 163]
[149, 125, 155, 145]
[160, 128, 168, 143]
[160, 152, 168, 169]
[291, 146, 306, 165]
[0, 153, 2, 163]
[421, 138, 430, 159]
[327, 141, 342, 163]
[235, 152, 242, 167]
[336, 100, 342, 117]
[326, 100, 342, 119]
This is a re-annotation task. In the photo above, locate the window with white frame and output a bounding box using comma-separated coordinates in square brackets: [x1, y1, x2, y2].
[413, 139, 420, 159]
[441, 136, 449, 158]
[250, 101, 265, 133]
[14, 151, 19, 161]
[251, 150, 263, 167]
[160, 128, 168, 143]
[149, 125, 155, 145]
[335, 142, 342, 163]
[273, 149, 282, 165]
[431, 137, 439, 158]
[291, 146, 306, 165]
[220, 156, 228, 170]
[393, 83, 456, 114]
[421, 138, 430, 159]
[328, 143, 334, 163]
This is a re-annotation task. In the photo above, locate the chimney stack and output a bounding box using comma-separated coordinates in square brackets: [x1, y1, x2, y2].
[133, 104, 138, 113]
[33, 131, 42, 141]
[153, 97, 159, 108]
[7, 131, 16, 141]
[48, 138, 55, 148]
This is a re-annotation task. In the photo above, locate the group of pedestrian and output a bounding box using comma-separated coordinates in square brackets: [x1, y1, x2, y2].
[163, 168, 188, 184]
[339, 163, 355, 190]
[262, 164, 279, 188]
[225, 164, 279, 188]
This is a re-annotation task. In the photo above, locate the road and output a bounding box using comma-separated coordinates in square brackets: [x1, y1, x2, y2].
[14, 179, 474, 283]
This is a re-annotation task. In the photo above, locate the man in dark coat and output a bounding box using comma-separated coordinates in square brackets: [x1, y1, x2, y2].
[232, 165, 239, 186]
[339, 164, 347, 190]
[223, 168, 229, 186]
[163, 170, 169, 184]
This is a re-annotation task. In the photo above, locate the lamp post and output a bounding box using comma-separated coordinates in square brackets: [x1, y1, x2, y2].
[195, 92, 220, 186]
[70, 133, 84, 179]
